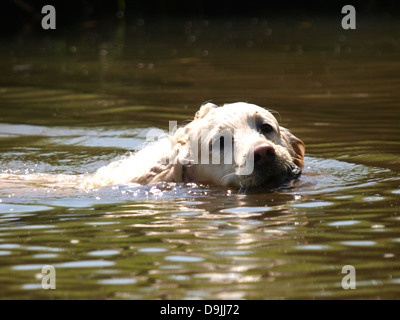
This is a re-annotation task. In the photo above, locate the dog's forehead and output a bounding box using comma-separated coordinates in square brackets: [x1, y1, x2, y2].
[213, 103, 278, 124]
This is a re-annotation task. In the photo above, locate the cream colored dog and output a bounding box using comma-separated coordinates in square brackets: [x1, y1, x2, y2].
[84, 102, 305, 191]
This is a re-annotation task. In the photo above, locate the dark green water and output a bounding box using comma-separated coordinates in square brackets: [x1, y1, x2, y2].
[0, 18, 400, 299]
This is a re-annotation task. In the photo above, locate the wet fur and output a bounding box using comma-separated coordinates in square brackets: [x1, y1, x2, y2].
[84, 102, 305, 190]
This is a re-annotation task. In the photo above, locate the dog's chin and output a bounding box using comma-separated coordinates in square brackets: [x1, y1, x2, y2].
[237, 164, 302, 193]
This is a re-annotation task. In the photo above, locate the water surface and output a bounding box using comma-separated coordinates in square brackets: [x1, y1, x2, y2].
[0, 18, 399, 299]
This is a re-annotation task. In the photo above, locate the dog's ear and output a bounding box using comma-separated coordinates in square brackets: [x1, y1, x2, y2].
[195, 102, 217, 119]
[280, 127, 305, 167]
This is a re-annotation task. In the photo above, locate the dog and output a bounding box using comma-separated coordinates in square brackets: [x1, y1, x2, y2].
[84, 102, 305, 191]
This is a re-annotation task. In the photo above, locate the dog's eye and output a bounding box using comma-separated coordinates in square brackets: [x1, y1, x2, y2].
[260, 123, 274, 134]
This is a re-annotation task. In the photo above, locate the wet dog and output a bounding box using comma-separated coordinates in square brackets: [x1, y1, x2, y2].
[84, 102, 305, 191]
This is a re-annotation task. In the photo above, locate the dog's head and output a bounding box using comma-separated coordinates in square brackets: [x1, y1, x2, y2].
[170, 102, 305, 190]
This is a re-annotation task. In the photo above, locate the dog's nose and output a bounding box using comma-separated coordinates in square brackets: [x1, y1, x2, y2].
[253, 144, 276, 166]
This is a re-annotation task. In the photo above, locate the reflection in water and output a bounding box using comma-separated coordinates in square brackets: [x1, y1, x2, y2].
[0, 18, 400, 299]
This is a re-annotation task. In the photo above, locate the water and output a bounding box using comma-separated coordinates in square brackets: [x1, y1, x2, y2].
[0, 18, 400, 299]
